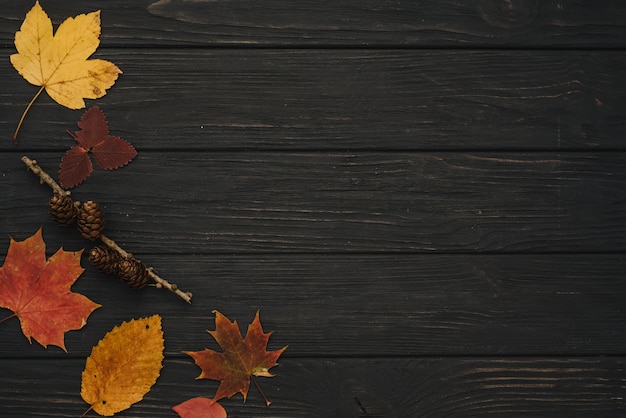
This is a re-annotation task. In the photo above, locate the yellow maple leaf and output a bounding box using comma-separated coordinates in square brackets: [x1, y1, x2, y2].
[10, 1, 121, 141]
[80, 315, 164, 416]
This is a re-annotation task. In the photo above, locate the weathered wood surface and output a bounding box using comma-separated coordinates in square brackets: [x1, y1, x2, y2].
[1, 254, 625, 358]
[1, 0, 626, 416]
[1, 0, 626, 47]
[1, 50, 625, 151]
[1, 357, 624, 417]
[3, 152, 626, 253]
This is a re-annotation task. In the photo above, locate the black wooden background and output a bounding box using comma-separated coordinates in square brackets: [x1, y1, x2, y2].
[1, 1, 626, 417]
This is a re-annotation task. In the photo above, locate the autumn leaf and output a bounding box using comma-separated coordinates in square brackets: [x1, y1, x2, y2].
[59, 107, 137, 188]
[81, 315, 164, 416]
[185, 311, 287, 405]
[173, 398, 227, 418]
[10, 1, 121, 141]
[0, 227, 100, 351]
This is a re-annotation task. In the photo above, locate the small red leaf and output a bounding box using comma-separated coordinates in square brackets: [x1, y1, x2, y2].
[59, 106, 137, 188]
[173, 398, 227, 418]
[59, 146, 93, 188]
[75, 107, 109, 150]
[92, 136, 137, 170]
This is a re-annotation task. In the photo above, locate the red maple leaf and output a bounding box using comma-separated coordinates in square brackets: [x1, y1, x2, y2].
[186, 311, 287, 404]
[59, 106, 137, 188]
[172, 397, 227, 418]
[0, 228, 101, 351]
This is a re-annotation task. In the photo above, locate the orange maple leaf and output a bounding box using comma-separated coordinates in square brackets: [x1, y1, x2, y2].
[0, 228, 100, 351]
[186, 311, 287, 404]
[10, 1, 122, 141]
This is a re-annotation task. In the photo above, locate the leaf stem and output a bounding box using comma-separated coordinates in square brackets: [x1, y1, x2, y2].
[21, 155, 193, 303]
[251, 376, 272, 406]
[13, 85, 45, 143]
[0, 313, 17, 325]
[79, 404, 94, 418]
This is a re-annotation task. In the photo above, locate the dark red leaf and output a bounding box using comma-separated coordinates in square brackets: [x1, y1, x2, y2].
[75, 107, 109, 150]
[59, 146, 93, 188]
[186, 311, 287, 403]
[59, 107, 137, 188]
[92, 136, 137, 170]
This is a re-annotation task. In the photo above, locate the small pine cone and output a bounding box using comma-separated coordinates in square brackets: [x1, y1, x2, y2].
[89, 246, 120, 276]
[118, 258, 150, 289]
[77, 200, 105, 240]
[49, 194, 77, 226]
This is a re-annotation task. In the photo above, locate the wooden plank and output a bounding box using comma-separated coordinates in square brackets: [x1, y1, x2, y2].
[2, 0, 626, 47]
[1, 254, 625, 357]
[2, 49, 625, 151]
[0, 357, 623, 417]
[2, 151, 625, 253]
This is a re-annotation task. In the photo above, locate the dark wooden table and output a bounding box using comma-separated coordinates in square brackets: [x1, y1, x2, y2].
[2, 1, 626, 416]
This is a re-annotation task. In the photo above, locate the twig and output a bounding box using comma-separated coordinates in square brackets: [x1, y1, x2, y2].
[21, 155, 192, 303]
[21, 156, 68, 196]
[148, 268, 192, 303]
[100, 234, 131, 258]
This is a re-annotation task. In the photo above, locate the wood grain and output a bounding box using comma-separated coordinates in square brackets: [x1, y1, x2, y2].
[1, 0, 626, 47]
[1, 49, 625, 151]
[0, 357, 623, 417]
[2, 1, 626, 416]
[2, 151, 625, 253]
[0, 254, 624, 357]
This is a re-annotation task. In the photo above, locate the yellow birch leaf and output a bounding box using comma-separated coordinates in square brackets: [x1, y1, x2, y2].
[10, 1, 121, 141]
[81, 315, 164, 416]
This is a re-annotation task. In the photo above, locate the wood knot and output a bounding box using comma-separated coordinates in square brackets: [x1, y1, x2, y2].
[479, 0, 540, 28]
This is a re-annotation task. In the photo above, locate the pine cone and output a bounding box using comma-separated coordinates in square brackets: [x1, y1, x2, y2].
[89, 246, 120, 276]
[118, 258, 150, 289]
[49, 193, 77, 226]
[77, 200, 105, 240]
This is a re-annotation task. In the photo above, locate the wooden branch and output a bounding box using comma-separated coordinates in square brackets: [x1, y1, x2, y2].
[100, 234, 132, 259]
[21, 156, 68, 196]
[21, 155, 193, 303]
